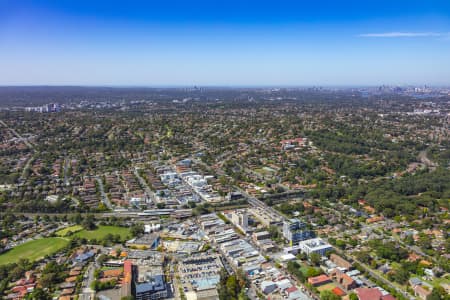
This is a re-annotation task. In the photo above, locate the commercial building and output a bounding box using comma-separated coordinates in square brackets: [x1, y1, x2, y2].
[126, 233, 160, 249]
[330, 269, 358, 290]
[120, 259, 167, 300]
[249, 207, 283, 227]
[185, 288, 219, 300]
[252, 231, 270, 242]
[283, 219, 315, 245]
[298, 238, 333, 256]
[230, 210, 249, 232]
[132, 265, 167, 300]
[220, 239, 266, 274]
[330, 254, 352, 270]
[179, 254, 223, 297]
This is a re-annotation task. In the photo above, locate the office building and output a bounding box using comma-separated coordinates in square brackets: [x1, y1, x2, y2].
[283, 218, 315, 245]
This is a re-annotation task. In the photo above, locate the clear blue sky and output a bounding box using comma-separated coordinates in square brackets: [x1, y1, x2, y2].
[1, 0, 450, 86]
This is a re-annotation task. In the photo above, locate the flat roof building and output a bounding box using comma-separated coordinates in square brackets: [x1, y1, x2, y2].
[298, 238, 332, 256]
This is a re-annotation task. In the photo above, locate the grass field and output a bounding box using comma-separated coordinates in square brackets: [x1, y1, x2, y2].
[73, 225, 131, 241]
[56, 225, 83, 236]
[0, 237, 69, 265]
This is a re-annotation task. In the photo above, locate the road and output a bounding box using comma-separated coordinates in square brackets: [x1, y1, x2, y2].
[79, 262, 96, 300]
[418, 150, 437, 170]
[19, 154, 34, 183]
[193, 156, 414, 300]
[192, 158, 314, 299]
[63, 156, 71, 186]
[333, 247, 415, 300]
[169, 258, 180, 300]
[355, 257, 414, 300]
[1, 119, 37, 183]
[133, 167, 156, 205]
[0, 119, 35, 150]
[191, 156, 286, 222]
[94, 176, 113, 210]
[236, 186, 287, 222]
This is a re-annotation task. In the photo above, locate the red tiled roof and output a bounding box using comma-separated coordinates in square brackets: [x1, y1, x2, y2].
[355, 288, 382, 300]
[286, 286, 298, 294]
[308, 275, 331, 286]
[102, 268, 122, 278]
[123, 260, 132, 284]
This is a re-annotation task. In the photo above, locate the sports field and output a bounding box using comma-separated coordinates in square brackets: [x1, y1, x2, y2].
[317, 282, 337, 292]
[0, 237, 69, 265]
[55, 225, 83, 236]
[73, 225, 131, 241]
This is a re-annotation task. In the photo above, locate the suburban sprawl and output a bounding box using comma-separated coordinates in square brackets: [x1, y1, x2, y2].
[0, 86, 449, 300]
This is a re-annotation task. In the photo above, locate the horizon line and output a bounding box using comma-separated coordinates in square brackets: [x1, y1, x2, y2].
[0, 84, 448, 89]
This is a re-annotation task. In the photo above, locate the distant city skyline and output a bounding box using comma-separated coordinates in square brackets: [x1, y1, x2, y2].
[1, 0, 450, 86]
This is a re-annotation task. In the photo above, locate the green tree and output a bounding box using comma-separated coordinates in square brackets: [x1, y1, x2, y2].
[82, 214, 97, 230]
[427, 286, 447, 300]
[309, 252, 321, 266]
[130, 223, 144, 236]
[28, 288, 51, 300]
[392, 267, 409, 284]
[349, 293, 358, 300]
[320, 290, 340, 300]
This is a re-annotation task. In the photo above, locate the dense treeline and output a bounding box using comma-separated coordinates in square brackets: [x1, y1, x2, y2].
[217, 269, 249, 300]
[346, 167, 450, 217]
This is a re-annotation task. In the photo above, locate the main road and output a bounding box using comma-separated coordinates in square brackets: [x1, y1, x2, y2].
[133, 167, 157, 204]
[79, 262, 95, 300]
[93, 176, 113, 210]
[191, 156, 287, 222]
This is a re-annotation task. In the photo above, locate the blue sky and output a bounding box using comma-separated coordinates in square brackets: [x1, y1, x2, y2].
[1, 0, 450, 86]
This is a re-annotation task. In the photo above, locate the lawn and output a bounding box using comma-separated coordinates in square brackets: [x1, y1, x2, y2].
[56, 225, 83, 236]
[73, 225, 131, 241]
[0, 237, 69, 265]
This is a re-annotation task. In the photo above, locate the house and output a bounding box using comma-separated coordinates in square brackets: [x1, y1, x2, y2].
[276, 279, 292, 291]
[355, 288, 395, 300]
[60, 288, 75, 296]
[261, 280, 277, 294]
[286, 286, 298, 295]
[439, 283, 450, 294]
[413, 285, 431, 300]
[409, 277, 422, 287]
[363, 206, 376, 214]
[366, 216, 384, 224]
[424, 268, 435, 279]
[286, 286, 304, 300]
[65, 276, 78, 283]
[69, 269, 81, 277]
[73, 251, 94, 263]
